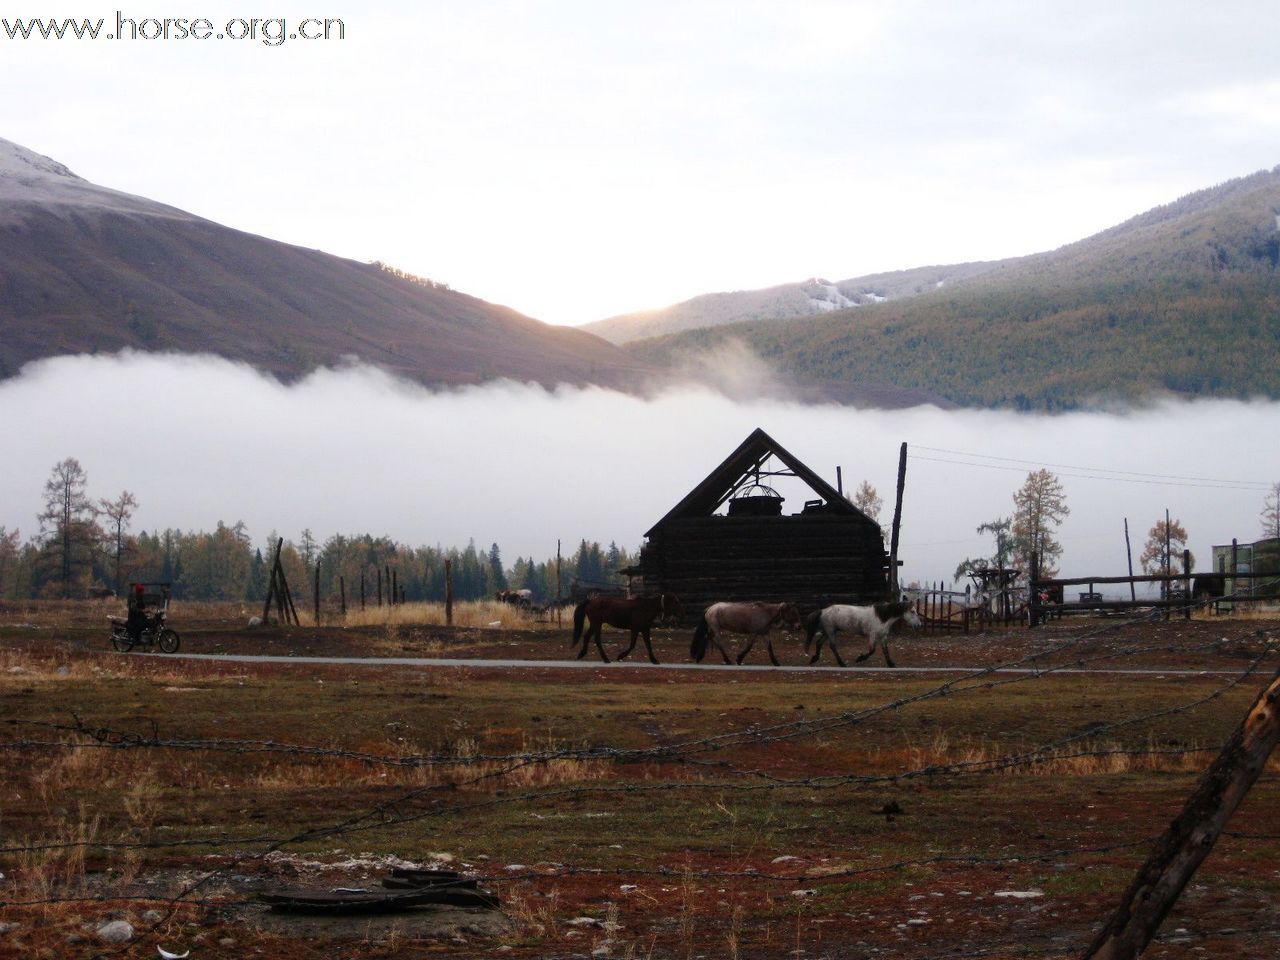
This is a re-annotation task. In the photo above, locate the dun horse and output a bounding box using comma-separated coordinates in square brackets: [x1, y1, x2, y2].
[804, 601, 921, 667]
[691, 601, 802, 666]
[572, 594, 681, 664]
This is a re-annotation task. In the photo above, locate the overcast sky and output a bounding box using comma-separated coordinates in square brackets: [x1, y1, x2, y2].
[5, 1, 1280, 324]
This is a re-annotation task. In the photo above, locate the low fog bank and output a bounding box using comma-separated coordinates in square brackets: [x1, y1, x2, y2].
[3, 352, 1278, 588]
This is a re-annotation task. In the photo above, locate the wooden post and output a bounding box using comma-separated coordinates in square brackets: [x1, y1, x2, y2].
[444, 559, 454, 626]
[1028, 551, 1041, 627]
[555, 539, 562, 628]
[1231, 538, 1240, 607]
[1124, 518, 1137, 602]
[836, 465, 843, 497]
[1081, 667, 1280, 960]
[1183, 549, 1192, 621]
[392, 569, 398, 606]
[261, 537, 283, 624]
[888, 442, 907, 595]
[996, 532, 1007, 621]
[377, 567, 383, 607]
[360, 573, 365, 611]
[339, 576, 346, 617]
[385, 565, 392, 607]
[314, 564, 320, 626]
[1162, 508, 1171, 609]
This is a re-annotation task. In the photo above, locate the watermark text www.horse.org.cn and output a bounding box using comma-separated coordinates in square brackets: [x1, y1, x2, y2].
[2, 12, 345, 45]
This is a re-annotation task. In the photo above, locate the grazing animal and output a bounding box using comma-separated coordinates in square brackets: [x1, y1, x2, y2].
[691, 601, 802, 666]
[804, 601, 922, 667]
[571, 594, 681, 664]
[496, 589, 534, 609]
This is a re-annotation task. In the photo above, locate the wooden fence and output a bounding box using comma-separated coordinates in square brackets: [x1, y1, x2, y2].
[909, 582, 1024, 634]
[1028, 550, 1280, 626]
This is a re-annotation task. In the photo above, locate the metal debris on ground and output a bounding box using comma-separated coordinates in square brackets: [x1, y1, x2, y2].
[257, 868, 500, 914]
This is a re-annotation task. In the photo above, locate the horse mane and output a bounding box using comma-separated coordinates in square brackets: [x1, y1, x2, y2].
[873, 600, 912, 621]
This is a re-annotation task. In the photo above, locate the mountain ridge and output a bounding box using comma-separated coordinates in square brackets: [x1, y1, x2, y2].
[621, 165, 1280, 409]
[0, 137, 650, 389]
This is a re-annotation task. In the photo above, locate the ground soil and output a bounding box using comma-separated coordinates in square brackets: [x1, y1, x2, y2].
[1, 605, 1278, 959]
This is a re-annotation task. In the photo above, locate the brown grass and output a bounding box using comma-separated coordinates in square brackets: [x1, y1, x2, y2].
[337, 599, 558, 630]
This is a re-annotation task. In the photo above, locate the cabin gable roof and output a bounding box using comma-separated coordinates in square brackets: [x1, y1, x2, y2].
[644, 427, 879, 537]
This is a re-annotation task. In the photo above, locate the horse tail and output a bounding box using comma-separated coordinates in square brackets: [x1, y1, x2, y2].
[803, 609, 823, 653]
[691, 620, 711, 663]
[572, 600, 589, 648]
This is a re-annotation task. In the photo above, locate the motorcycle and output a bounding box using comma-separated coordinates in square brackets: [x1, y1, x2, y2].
[109, 582, 181, 653]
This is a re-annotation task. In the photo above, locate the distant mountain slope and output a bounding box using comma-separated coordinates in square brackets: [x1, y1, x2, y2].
[585, 262, 1002, 344]
[0, 138, 648, 388]
[628, 166, 1280, 409]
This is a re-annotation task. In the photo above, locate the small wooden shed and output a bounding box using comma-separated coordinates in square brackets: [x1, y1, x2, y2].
[637, 427, 889, 616]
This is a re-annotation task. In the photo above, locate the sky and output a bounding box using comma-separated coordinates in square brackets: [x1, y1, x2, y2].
[4, 1, 1280, 324]
[5, 3, 1280, 593]
[3, 354, 1278, 590]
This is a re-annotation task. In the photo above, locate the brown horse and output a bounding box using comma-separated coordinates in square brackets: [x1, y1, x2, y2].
[572, 594, 681, 664]
[691, 601, 802, 666]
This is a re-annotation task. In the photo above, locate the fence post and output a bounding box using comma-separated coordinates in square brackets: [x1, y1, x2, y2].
[1028, 552, 1041, 627]
[314, 564, 320, 626]
[1081, 667, 1280, 960]
[445, 559, 454, 626]
[340, 576, 346, 618]
[1183, 549, 1192, 621]
[888, 442, 908, 595]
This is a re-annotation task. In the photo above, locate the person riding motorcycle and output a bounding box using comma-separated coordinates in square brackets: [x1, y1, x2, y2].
[125, 582, 151, 641]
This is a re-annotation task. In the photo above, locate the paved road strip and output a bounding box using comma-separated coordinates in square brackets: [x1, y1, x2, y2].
[153, 652, 1241, 677]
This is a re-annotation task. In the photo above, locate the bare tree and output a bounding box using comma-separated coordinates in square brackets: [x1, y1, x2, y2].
[1011, 469, 1070, 577]
[1139, 517, 1194, 576]
[99, 490, 139, 594]
[1262, 481, 1280, 541]
[38, 458, 99, 597]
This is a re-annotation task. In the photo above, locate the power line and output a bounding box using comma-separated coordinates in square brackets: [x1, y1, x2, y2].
[912, 445, 1273, 486]
[909, 453, 1270, 491]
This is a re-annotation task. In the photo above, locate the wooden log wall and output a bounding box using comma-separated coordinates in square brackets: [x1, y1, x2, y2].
[641, 515, 888, 620]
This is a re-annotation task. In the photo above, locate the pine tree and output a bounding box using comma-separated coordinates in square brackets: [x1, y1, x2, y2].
[1010, 470, 1070, 577]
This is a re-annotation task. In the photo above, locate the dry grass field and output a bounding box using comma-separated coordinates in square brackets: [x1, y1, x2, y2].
[1, 600, 1278, 959]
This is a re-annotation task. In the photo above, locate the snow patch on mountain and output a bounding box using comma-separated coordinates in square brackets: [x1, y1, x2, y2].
[0, 136, 196, 222]
[805, 278, 859, 312]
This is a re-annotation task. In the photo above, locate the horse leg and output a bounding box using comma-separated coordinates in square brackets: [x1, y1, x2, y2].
[735, 635, 757, 665]
[641, 627, 660, 665]
[854, 632, 877, 664]
[708, 629, 733, 665]
[617, 627, 638, 660]
[765, 635, 780, 667]
[808, 629, 825, 665]
[594, 623, 611, 663]
[881, 633, 897, 668]
[827, 630, 848, 668]
[575, 618, 593, 660]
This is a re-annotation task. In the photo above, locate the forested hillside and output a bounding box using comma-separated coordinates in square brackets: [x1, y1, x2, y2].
[628, 167, 1280, 409]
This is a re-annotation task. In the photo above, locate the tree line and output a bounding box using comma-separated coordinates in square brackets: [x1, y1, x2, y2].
[0, 458, 637, 603]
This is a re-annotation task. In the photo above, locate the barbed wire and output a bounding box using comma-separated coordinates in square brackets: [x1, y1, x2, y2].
[1, 605, 1276, 960]
[3, 633, 1272, 864]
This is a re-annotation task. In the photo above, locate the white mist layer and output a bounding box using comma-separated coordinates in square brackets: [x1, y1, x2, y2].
[2, 352, 1278, 588]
